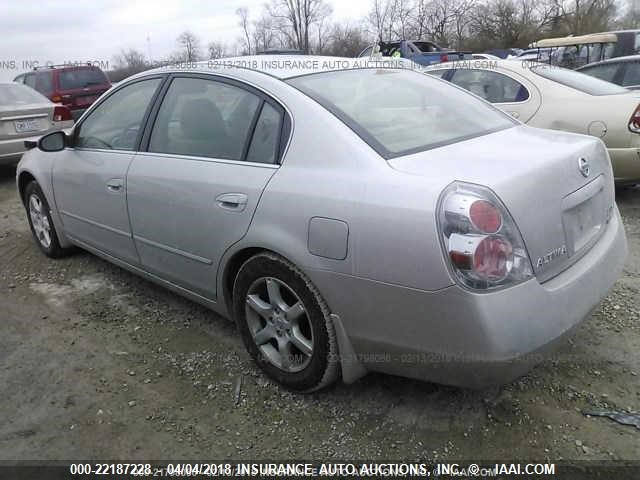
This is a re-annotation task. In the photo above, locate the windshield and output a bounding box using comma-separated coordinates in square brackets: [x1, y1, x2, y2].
[0, 83, 49, 106]
[59, 68, 109, 90]
[531, 65, 628, 95]
[287, 69, 515, 158]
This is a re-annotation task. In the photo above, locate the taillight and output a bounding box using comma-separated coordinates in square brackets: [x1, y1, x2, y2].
[629, 104, 640, 134]
[53, 106, 72, 122]
[438, 181, 533, 290]
[440, 54, 449, 63]
[51, 95, 62, 103]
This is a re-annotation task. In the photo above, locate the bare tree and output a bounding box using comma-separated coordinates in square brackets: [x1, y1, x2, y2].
[207, 41, 227, 59]
[177, 31, 201, 62]
[113, 48, 148, 70]
[267, 0, 333, 53]
[324, 21, 372, 56]
[236, 7, 253, 54]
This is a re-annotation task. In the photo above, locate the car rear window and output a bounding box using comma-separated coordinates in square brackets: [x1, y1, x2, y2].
[531, 65, 628, 95]
[287, 68, 515, 158]
[58, 68, 108, 90]
[0, 83, 49, 105]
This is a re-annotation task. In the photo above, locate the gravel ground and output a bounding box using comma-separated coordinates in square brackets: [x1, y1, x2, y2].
[0, 164, 639, 462]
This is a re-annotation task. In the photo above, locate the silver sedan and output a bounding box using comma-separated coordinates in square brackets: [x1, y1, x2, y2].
[0, 82, 74, 165]
[16, 57, 627, 391]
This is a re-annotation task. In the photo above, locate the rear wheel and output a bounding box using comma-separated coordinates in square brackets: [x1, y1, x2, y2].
[233, 252, 339, 392]
[24, 181, 72, 258]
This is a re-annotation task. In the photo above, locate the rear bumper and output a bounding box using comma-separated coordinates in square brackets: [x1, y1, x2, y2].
[609, 147, 640, 184]
[308, 208, 627, 388]
[0, 133, 46, 165]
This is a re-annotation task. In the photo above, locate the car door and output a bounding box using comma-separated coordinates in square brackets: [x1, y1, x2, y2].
[448, 68, 541, 122]
[126, 74, 287, 300]
[52, 76, 164, 264]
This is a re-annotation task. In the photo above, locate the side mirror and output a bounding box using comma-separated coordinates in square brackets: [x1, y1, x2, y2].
[38, 131, 67, 152]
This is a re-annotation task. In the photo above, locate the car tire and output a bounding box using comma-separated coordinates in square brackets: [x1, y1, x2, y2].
[24, 181, 72, 258]
[233, 252, 339, 392]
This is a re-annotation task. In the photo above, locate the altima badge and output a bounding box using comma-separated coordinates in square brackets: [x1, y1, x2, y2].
[537, 245, 568, 268]
[578, 157, 590, 177]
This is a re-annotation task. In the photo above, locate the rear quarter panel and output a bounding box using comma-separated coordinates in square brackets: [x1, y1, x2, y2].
[218, 73, 453, 298]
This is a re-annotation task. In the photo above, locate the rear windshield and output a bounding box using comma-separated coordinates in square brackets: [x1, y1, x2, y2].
[287, 69, 515, 158]
[58, 68, 109, 90]
[531, 65, 628, 95]
[0, 83, 49, 105]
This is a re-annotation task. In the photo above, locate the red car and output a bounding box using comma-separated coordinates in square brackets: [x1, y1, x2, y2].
[14, 65, 112, 120]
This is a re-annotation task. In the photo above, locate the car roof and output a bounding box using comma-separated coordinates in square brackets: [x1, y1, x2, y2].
[139, 55, 423, 81]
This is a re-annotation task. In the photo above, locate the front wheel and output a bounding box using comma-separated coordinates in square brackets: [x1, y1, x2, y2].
[24, 181, 72, 258]
[233, 252, 339, 392]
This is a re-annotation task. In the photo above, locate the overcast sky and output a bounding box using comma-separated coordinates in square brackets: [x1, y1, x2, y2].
[0, 0, 371, 81]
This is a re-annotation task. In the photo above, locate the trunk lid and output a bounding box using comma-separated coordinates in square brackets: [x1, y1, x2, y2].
[389, 125, 615, 282]
[0, 103, 53, 141]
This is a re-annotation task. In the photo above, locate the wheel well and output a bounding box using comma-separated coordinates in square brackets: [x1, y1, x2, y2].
[18, 171, 36, 205]
[222, 247, 267, 313]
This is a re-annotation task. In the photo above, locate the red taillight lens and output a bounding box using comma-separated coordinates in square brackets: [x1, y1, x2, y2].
[440, 54, 449, 63]
[469, 200, 502, 233]
[53, 106, 72, 122]
[51, 95, 62, 103]
[473, 236, 512, 280]
[438, 182, 533, 291]
[629, 104, 640, 134]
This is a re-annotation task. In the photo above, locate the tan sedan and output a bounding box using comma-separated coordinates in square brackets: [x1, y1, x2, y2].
[0, 82, 74, 165]
[426, 60, 640, 184]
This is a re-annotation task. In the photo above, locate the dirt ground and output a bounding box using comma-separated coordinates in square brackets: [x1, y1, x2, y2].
[0, 163, 639, 462]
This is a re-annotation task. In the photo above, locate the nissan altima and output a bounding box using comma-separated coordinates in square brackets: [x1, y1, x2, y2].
[16, 56, 627, 391]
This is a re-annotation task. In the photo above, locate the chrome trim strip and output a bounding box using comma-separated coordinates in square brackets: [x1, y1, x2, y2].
[60, 210, 132, 238]
[137, 151, 279, 169]
[133, 235, 213, 265]
[1, 113, 49, 121]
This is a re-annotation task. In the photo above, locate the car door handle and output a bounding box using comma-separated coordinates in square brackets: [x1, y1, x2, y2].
[216, 193, 248, 211]
[106, 178, 124, 193]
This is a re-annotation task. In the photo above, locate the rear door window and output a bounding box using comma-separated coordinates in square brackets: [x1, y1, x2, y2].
[24, 74, 36, 89]
[59, 68, 108, 90]
[246, 102, 282, 164]
[35, 72, 54, 96]
[532, 65, 628, 95]
[622, 62, 640, 87]
[580, 63, 621, 83]
[449, 69, 530, 103]
[149, 77, 279, 162]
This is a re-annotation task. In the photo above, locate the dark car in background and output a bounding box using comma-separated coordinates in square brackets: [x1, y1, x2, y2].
[577, 55, 640, 90]
[358, 40, 471, 66]
[14, 64, 111, 120]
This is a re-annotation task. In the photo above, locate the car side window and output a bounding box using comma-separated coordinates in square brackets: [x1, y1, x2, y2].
[622, 62, 640, 87]
[148, 77, 263, 161]
[449, 69, 530, 103]
[581, 63, 619, 83]
[427, 69, 449, 79]
[76, 78, 161, 151]
[24, 74, 36, 89]
[35, 72, 53, 96]
[246, 102, 282, 164]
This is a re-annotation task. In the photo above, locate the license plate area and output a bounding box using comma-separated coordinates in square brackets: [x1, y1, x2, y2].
[14, 118, 41, 133]
[562, 175, 606, 256]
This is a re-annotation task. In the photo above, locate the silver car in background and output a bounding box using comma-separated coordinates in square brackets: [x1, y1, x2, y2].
[16, 57, 627, 391]
[0, 82, 73, 165]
